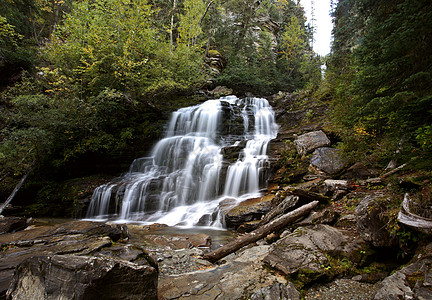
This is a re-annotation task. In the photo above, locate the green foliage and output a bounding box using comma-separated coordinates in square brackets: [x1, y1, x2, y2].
[44, 0, 205, 99]
[212, 0, 321, 95]
[328, 0, 432, 166]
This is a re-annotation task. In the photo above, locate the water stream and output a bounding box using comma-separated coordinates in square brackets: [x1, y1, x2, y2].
[85, 96, 278, 228]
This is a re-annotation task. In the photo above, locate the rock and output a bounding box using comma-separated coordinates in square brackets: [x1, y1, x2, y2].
[0, 217, 30, 234]
[374, 243, 432, 299]
[341, 162, 378, 180]
[250, 282, 300, 300]
[267, 138, 296, 157]
[237, 220, 262, 233]
[0, 221, 131, 295]
[264, 224, 368, 287]
[158, 245, 290, 299]
[294, 131, 331, 156]
[355, 194, 398, 248]
[298, 208, 340, 226]
[139, 233, 211, 250]
[209, 86, 233, 97]
[310, 147, 346, 175]
[6, 255, 158, 300]
[223, 194, 274, 229]
[221, 141, 248, 162]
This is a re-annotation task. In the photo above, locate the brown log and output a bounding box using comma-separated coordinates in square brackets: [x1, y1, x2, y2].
[203, 200, 319, 263]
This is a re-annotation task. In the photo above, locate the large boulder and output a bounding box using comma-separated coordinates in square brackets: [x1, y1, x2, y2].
[158, 245, 296, 299]
[6, 255, 158, 300]
[294, 131, 331, 156]
[223, 194, 274, 229]
[0, 221, 130, 296]
[355, 194, 398, 248]
[264, 224, 369, 287]
[310, 147, 346, 175]
[0, 217, 30, 234]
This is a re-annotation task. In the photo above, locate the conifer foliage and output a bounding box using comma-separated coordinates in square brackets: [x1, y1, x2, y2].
[328, 0, 432, 162]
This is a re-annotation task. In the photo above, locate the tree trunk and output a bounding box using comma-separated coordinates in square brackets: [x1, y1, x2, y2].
[170, 0, 178, 48]
[203, 200, 319, 263]
[0, 164, 34, 215]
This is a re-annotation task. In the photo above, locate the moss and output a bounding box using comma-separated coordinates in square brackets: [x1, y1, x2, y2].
[208, 49, 222, 58]
[291, 268, 324, 290]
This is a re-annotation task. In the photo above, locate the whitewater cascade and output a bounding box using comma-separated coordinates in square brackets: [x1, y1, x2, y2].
[86, 96, 278, 228]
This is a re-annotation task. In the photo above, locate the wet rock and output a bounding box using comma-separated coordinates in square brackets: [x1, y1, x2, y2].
[310, 147, 346, 175]
[0, 221, 130, 295]
[294, 131, 331, 156]
[0, 217, 30, 234]
[264, 225, 368, 286]
[221, 141, 248, 162]
[355, 194, 398, 247]
[6, 255, 158, 300]
[223, 194, 274, 229]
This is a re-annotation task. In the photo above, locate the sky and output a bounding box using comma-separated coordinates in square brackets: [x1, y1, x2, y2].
[300, 0, 333, 56]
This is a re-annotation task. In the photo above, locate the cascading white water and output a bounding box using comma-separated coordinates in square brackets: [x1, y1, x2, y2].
[86, 96, 278, 228]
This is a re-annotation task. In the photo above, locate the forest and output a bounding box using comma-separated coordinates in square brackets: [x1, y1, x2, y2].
[0, 0, 431, 215]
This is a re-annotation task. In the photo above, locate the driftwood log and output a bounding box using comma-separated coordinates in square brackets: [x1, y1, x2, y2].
[203, 200, 319, 263]
[398, 193, 432, 234]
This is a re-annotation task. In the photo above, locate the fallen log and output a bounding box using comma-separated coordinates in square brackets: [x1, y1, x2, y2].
[203, 200, 319, 263]
[258, 195, 299, 226]
[289, 189, 329, 202]
[398, 193, 432, 234]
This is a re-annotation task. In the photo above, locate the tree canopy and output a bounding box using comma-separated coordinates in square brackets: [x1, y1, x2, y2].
[1, 0, 320, 197]
[327, 0, 432, 164]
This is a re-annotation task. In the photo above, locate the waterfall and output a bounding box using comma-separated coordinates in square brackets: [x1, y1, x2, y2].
[85, 96, 278, 228]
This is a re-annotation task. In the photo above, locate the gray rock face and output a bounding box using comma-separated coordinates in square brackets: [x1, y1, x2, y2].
[158, 245, 295, 300]
[6, 255, 158, 300]
[355, 195, 398, 248]
[374, 246, 432, 300]
[294, 131, 331, 156]
[0, 221, 133, 296]
[310, 147, 346, 175]
[264, 225, 367, 284]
